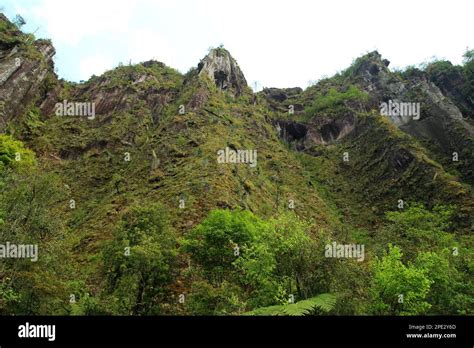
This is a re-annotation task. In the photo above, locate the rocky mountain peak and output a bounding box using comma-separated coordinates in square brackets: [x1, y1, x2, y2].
[0, 15, 57, 131]
[197, 47, 248, 96]
[351, 51, 391, 82]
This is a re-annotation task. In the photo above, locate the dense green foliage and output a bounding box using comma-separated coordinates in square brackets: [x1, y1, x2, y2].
[0, 134, 36, 171]
[0, 15, 472, 316]
[370, 245, 432, 315]
[305, 85, 369, 116]
[0, 136, 69, 314]
[369, 203, 472, 315]
[102, 203, 178, 315]
[245, 293, 337, 316]
[181, 210, 335, 313]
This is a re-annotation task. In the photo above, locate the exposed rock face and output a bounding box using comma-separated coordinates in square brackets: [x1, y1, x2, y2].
[262, 87, 302, 102]
[315, 114, 356, 144]
[352, 51, 467, 125]
[197, 48, 248, 96]
[350, 51, 474, 183]
[275, 120, 308, 150]
[426, 61, 474, 120]
[40, 60, 180, 129]
[70, 74, 176, 117]
[0, 14, 57, 131]
[259, 87, 304, 114]
[262, 50, 473, 185]
[276, 112, 356, 150]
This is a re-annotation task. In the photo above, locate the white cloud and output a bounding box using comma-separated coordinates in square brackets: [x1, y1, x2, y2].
[30, 0, 136, 46]
[79, 54, 114, 80]
[126, 29, 177, 67]
[8, 0, 473, 86]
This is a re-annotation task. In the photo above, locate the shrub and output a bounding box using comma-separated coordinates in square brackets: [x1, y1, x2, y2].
[305, 85, 369, 116]
[185, 280, 246, 315]
[381, 203, 455, 258]
[183, 210, 334, 311]
[0, 134, 36, 172]
[180, 209, 271, 283]
[370, 245, 432, 315]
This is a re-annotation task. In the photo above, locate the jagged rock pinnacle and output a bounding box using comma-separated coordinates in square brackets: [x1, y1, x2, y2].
[351, 51, 391, 81]
[197, 47, 248, 96]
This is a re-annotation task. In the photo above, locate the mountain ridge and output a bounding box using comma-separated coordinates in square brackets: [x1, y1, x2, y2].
[0, 13, 472, 316]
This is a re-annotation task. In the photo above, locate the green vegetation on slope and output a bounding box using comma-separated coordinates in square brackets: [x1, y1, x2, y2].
[0, 19, 472, 316]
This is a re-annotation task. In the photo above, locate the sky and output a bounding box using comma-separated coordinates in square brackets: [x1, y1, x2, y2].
[1, 0, 473, 90]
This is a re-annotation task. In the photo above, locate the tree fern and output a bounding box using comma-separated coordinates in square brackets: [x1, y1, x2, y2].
[244, 293, 336, 316]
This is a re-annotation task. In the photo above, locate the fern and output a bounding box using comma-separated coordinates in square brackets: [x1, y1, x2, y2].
[244, 293, 336, 316]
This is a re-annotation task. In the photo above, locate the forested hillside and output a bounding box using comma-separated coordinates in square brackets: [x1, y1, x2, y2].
[0, 13, 472, 316]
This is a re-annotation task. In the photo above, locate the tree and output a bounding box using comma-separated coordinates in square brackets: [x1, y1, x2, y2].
[103, 203, 178, 315]
[180, 209, 270, 284]
[0, 136, 67, 314]
[232, 239, 283, 307]
[463, 48, 474, 63]
[13, 14, 26, 29]
[415, 249, 472, 314]
[269, 213, 322, 298]
[370, 245, 432, 315]
[380, 203, 455, 259]
[233, 212, 328, 306]
[0, 170, 68, 314]
[183, 210, 334, 312]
